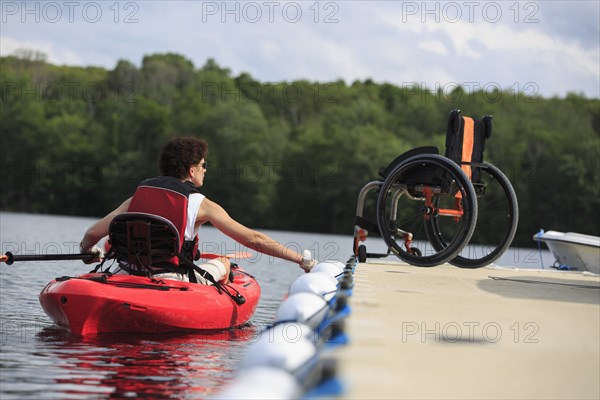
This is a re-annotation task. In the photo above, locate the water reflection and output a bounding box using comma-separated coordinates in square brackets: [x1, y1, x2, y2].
[31, 325, 259, 399]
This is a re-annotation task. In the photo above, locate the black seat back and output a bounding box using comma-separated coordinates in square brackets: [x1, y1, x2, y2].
[445, 109, 492, 183]
[108, 212, 181, 273]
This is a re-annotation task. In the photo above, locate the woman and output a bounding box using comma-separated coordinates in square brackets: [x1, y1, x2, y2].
[79, 136, 316, 284]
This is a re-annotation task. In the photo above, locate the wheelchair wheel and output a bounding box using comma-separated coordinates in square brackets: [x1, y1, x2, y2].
[376, 154, 478, 267]
[426, 162, 518, 268]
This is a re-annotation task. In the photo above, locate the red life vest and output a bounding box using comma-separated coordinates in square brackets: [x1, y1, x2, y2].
[128, 176, 201, 262]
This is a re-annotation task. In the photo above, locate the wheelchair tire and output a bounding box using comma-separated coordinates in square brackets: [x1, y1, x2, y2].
[409, 247, 422, 257]
[376, 154, 478, 267]
[426, 162, 518, 268]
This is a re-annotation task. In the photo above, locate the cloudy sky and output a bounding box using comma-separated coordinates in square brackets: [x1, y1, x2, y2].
[1, 1, 599, 98]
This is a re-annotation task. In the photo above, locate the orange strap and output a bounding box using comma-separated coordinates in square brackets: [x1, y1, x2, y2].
[461, 117, 475, 180]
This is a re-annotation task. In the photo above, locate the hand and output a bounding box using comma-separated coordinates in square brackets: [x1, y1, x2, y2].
[80, 242, 104, 264]
[299, 249, 318, 273]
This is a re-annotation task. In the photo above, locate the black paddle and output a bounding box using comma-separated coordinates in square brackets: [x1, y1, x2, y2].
[0, 252, 98, 265]
[0, 251, 255, 265]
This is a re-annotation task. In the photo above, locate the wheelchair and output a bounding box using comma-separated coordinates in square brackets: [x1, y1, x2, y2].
[353, 110, 519, 268]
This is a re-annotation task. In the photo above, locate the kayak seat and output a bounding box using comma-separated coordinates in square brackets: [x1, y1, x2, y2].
[108, 213, 181, 275]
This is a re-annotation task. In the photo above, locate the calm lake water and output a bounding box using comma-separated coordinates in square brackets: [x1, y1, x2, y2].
[0, 212, 553, 399]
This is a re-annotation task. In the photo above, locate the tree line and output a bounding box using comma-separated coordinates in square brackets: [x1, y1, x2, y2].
[1, 52, 599, 247]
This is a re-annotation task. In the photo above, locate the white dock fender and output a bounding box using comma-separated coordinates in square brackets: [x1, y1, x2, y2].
[275, 292, 330, 329]
[288, 272, 338, 301]
[212, 366, 300, 399]
[239, 322, 317, 372]
[311, 261, 345, 278]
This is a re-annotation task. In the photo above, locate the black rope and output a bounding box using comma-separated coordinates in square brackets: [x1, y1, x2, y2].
[180, 255, 246, 305]
[219, 283, 246, 305]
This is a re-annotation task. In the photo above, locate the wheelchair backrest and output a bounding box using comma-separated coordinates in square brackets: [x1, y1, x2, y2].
[108, 212, 181, 272]
[444, 109, 492, 183]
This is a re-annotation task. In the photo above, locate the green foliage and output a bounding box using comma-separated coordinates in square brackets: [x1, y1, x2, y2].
[1, 53, 599, 247]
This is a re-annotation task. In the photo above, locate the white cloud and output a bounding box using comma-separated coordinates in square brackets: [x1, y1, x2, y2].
[0, 36, 48, 57]
[418, 40, 448, 56]
[0, 1, 597, 97]
[259, 40, 282, 60]
[375, 2, 599, 97]
[0, 35, 84, 65]
[378, 3, 594, 56]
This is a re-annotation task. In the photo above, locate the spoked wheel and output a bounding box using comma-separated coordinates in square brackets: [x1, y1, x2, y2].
[427, 162, 518, 268]
[376, 154, 478, 267]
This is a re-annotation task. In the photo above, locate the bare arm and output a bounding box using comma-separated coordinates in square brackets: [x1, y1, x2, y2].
[197, 198, 304, 264]
[80, 198, 132, 250]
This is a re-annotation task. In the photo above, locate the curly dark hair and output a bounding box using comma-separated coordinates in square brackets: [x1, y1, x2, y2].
[159, 137, 208, 179]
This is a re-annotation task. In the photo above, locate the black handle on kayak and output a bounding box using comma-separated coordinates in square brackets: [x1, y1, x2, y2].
[1, 252, 97, 265]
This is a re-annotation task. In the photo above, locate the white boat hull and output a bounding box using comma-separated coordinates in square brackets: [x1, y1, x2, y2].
[534, 231, 600, 274]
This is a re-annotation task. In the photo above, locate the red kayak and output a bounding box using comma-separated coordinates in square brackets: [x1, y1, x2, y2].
[39, 267, 261, 336]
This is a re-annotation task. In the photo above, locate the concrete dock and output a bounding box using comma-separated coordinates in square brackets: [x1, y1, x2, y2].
[337, 260, 600, 399]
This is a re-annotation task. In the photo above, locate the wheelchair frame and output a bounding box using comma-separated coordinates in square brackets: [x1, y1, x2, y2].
[353, 110, 519, 268]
